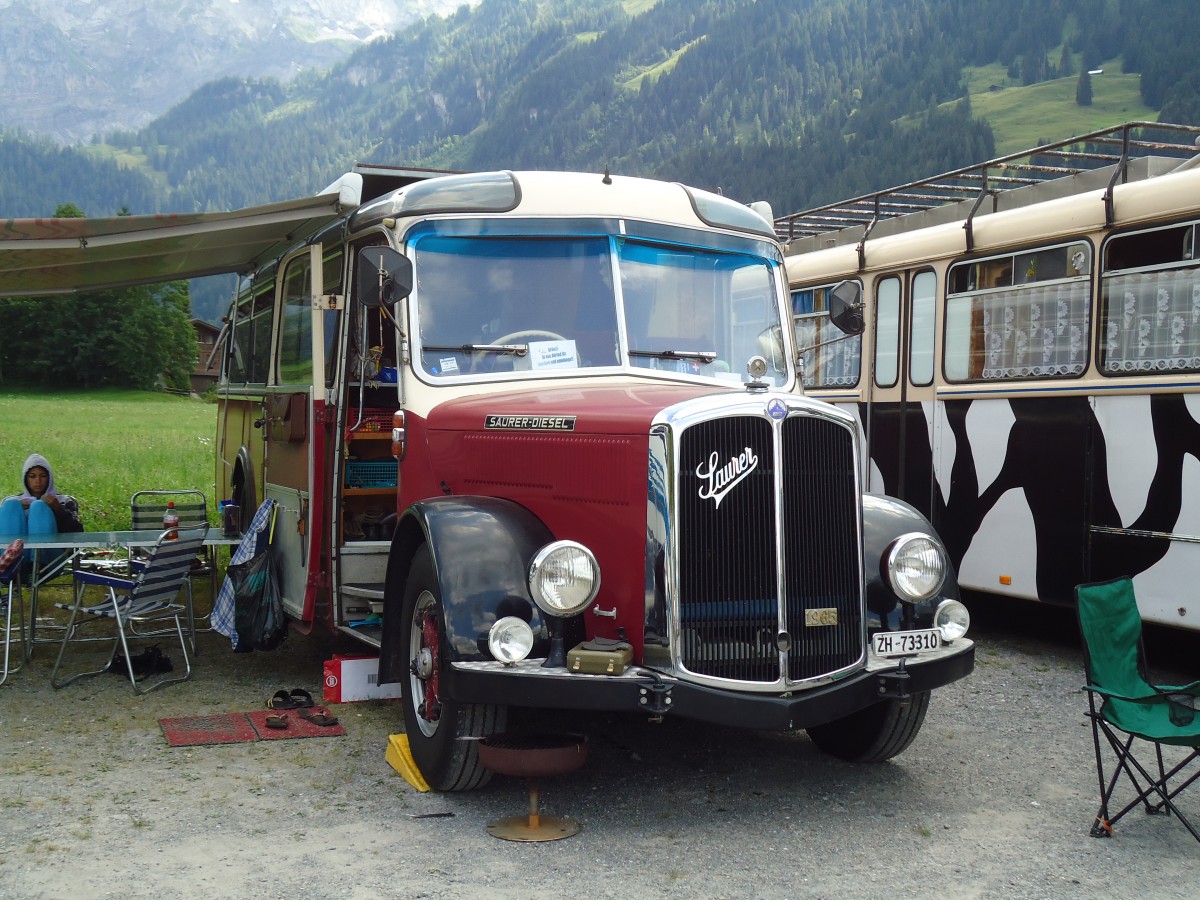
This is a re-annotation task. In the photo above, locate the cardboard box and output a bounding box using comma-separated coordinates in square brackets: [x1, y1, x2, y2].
[323, 654, 404, 703]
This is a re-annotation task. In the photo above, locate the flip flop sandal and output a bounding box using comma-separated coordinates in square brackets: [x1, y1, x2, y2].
[289, 688, 315, 708]
[265, 713, 289, 729]
[298, 707, 338, 727]
[267, 689, 296, 710]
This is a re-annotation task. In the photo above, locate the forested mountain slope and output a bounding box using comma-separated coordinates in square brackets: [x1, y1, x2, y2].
[3, 0, 1198, 296]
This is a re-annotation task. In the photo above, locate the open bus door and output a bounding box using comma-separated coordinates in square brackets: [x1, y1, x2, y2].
[326, 241, 412, 638]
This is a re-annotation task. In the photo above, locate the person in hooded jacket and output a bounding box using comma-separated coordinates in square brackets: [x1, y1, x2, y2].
[0, 453, 83, 538]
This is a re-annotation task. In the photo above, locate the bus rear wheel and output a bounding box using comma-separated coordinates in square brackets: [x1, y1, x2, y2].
[806, 691, 930, 763]
[400, 546, 506, 791]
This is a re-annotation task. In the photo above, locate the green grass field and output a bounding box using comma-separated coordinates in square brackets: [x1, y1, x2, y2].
[0, 388, 217, 531]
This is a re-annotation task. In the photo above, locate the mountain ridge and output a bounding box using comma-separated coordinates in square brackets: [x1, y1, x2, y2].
[0, 0, 476, 142]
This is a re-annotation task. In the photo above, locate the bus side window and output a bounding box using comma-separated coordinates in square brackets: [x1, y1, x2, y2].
[945, 242, 1090, 381]
[228, 273, 274, 385]
[874, 276, 901, 387]
[278, 255, 313, 386]
[792, 282, 862, 387]
[909, 270, 936, 385]
[1101, 223, 1200, 374]
[322, 248, 344, 389]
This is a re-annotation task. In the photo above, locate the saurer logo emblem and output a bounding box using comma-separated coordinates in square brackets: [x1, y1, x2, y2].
[696, 448, 758, 509]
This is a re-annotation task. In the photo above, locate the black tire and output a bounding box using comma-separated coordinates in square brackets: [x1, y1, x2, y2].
[400, 545, 506, 791]
[231, 459, 257, 532]
[806, 691, 930, 763]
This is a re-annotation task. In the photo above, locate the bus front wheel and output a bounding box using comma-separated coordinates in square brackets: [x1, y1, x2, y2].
[806, 691, 930, 763]
[400, 545, 506, 792]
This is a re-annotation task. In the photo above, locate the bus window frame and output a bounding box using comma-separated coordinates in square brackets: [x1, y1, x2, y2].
[227, 269, 278, 387]
[908, 268, 937, 387]
[791, 279, 863, 388]
[1098, 218, 1200, 377]
[942, 239, 1093, 384]
[873, 274, 901, 389]
[277, 252, 313, 388]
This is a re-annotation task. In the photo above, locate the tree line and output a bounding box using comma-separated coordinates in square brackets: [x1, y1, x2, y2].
[0, 204, 196, 391]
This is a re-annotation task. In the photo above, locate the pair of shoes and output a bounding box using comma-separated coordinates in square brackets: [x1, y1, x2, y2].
[266, 687, 314, 710]
[108, 646, 173, 679]
[298, 706, 338, 727]
[265, 713, 289, 730]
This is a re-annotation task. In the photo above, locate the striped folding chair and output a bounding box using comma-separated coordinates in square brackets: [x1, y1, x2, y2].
[51, 525, 207, 695]
[131, 489, 215, 650]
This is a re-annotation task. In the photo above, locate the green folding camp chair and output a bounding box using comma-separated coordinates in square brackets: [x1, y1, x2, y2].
[1075, 577, 1200, 842]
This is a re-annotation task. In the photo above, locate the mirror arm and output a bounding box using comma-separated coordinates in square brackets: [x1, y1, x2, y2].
[795, 329, 860, 359]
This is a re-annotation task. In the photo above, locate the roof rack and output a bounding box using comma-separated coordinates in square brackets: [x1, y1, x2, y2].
[774, 121, 1200, 255]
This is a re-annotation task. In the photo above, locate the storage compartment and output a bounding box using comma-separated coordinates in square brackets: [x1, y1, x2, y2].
[345, 460, 398, 489]
[341, 408, 399, 543]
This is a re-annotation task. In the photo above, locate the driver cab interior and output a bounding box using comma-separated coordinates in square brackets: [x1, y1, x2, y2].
[414, 236, 618, 376]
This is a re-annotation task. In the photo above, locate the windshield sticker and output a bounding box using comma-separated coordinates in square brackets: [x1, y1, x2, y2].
[528, 340, 579, 370]
[696, 448, 758, 509]
[485, 415, 577, 431]
[439, 357, 461, 375]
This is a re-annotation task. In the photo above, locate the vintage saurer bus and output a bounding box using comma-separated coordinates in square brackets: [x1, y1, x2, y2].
[778, 121, 1200, 634]
[1, 166, 974, 791]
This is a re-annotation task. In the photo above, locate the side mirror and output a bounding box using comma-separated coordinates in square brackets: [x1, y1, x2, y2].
[357, 246, 413, 308]
[828, 280, 864, 336]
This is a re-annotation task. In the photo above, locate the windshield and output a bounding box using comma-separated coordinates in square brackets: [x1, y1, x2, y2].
[410, 228, 788, 385]
[620, 240, 786, 385]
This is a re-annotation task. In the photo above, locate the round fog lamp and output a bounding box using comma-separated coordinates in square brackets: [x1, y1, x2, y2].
[529, 541, 601, 617]
[886, 533, 946, 602]
[935, 599, 970, 641]
[488, 616, 534, 663]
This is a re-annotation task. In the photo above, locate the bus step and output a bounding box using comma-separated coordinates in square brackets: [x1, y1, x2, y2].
[343, 582, 385, 601]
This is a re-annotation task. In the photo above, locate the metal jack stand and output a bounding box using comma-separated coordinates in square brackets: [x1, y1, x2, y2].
[478, 733, 588, 842]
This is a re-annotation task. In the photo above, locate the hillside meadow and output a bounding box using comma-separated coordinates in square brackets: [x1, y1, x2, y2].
[0, 388, 218, 531]
[962, 58, 1154, 154]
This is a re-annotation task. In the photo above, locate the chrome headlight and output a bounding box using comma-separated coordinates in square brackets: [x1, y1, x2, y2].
[935, 599, 970, 641]
[488, 616, 534, 663]
[885, 533, 946, 602]
[528, 541, 601, 617]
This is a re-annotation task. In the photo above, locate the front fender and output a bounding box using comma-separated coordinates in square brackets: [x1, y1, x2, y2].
[377, 496, 555, 685]
[863, 492, 959, 631]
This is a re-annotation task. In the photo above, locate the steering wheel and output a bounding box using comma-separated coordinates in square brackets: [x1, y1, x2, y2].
[470, 330, 568, 373]
[492, 329, 566, 345]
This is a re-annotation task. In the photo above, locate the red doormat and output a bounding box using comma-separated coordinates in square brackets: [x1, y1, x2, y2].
[160, 710, 345, 747]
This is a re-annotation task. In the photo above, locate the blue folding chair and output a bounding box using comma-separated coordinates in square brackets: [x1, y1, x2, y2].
[51, 525, 207, 694]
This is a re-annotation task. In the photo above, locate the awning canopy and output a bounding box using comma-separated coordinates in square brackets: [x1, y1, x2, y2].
[0, 191, 349, 298]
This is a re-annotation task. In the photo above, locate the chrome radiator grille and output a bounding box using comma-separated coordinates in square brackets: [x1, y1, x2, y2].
[676, 412, 862, 684]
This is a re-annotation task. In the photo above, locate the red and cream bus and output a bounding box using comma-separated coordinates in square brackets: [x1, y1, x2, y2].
[2, 165, 974, 791]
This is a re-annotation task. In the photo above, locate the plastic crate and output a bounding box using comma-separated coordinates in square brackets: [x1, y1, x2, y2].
[355, 411, 394, 433]
[345, 460, 397, 489]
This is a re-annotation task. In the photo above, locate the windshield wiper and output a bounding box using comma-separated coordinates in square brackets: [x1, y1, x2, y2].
[424, 343, 528, 357]
[628, 349, 717, 363]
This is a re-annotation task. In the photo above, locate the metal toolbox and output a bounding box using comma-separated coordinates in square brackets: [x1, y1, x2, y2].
[567, 637, 633, 675]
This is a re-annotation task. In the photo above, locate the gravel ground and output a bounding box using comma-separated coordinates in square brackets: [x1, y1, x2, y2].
[0, 592, 1197, 899]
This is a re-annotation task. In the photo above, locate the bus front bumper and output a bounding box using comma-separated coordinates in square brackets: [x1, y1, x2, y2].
[445, 639, 974, 732]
